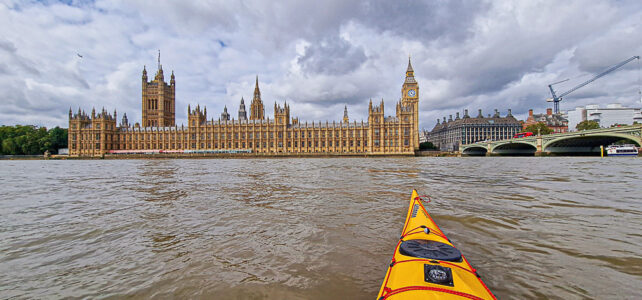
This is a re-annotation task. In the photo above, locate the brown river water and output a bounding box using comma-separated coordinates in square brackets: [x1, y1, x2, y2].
[0, 157, 641, 299]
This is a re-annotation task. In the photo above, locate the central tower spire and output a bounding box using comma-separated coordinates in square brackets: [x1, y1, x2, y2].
[250, 75, 265, 120]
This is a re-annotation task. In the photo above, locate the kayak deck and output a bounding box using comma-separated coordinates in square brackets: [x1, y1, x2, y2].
[377, 190, 495, 300]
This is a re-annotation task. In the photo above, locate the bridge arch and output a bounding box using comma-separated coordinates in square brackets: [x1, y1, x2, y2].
[461, 146, 488, 156]
[543, 133, 641, 154]
[490, 141, 537, 156]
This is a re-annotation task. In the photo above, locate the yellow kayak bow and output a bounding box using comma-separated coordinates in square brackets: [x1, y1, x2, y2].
[377, 190, 495, 300]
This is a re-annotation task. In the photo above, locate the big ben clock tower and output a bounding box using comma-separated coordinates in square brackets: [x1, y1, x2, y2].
[401, 57, 419, 149]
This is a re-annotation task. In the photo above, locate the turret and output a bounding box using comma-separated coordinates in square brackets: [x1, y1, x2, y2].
[343, 105, 349, 123]
[221, 105, 230, 121]
[121, 113, 129, 127]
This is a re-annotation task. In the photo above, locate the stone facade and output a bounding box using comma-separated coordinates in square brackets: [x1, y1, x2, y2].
[68, 58, 420, 157]
[426, 109, 521, 151]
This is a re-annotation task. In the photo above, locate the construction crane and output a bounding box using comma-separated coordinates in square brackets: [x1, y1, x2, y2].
[547, 55, 640, 114]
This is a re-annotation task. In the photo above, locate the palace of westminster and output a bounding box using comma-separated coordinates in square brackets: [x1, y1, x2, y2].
[68, 55, 420, 156]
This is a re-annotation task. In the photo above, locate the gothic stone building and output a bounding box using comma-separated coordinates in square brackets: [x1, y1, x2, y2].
[426, 109, 521, 151]
[68, 58, 420, 156]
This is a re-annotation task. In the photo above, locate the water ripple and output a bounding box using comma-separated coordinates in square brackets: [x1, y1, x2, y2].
[0, 157, 641, 299]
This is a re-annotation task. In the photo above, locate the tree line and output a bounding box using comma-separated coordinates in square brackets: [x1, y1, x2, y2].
[0, 125, 67, 155]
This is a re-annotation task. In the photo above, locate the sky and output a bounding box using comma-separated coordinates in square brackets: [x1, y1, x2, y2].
[1, 0, 641, 130]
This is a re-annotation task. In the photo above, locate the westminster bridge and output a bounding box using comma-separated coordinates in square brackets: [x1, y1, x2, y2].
[460, 124, 642, 156]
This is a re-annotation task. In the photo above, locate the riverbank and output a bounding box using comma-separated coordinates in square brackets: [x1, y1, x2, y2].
[1, 153, 417, 160]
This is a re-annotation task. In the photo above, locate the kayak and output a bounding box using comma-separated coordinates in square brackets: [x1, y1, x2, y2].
[377, 190, 495, 300]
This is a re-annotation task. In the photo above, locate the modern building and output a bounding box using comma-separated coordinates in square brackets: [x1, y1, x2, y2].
[523, 108, 568, 133]
[68, 56, 420, 157]
[425, 109, 521, 151]
[566, 103, 642, 130]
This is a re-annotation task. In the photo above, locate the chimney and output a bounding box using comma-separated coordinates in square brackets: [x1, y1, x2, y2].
[547, 108, 552, 116]
[448, 115, 453, 122]
[477, 109, 483, 118]
[528, 109, 533, 117]
[507, 109, 513, 117]
[464, 109, 469, 118]
[455, 112, 460, 119]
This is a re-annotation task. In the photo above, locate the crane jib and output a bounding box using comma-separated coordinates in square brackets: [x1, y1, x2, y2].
[547, 55, 640, 114]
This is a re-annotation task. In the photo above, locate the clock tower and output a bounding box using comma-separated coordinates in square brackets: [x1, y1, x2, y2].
[401, 57, 420, 150]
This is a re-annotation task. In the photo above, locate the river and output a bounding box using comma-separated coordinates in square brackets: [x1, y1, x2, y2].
[0, 157, 640, 299]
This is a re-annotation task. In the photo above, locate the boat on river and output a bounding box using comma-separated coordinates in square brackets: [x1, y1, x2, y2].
[377, 190, 495, 300]
[606, 144, 639, 156]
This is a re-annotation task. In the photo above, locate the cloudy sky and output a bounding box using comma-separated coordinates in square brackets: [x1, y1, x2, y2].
[1, 0, 641, 129]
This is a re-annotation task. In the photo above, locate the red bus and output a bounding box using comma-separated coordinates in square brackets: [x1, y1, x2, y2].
[513, 132, 533, 138]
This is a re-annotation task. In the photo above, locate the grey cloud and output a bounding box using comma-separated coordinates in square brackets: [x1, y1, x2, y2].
[2, 1, 642, 130]
[298, 36, 366, 75]
[0, 39, 17, 52]
[357, 1, 488, 43]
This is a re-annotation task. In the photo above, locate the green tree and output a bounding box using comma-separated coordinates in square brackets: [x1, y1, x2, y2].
[523, 122, 553, 135]
[419, 141, 437, 150]
[0, 125, 68, 155]
[47, 126, 68, 153]
[576, 120, 600, 130]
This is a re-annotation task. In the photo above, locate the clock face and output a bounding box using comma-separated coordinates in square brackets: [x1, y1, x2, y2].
[407, 89, 416, 97]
